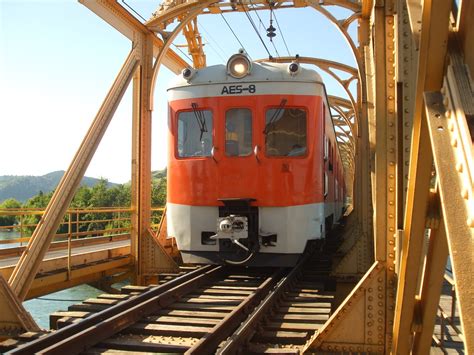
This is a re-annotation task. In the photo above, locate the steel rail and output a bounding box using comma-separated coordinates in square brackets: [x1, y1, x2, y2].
[186, 267, 288, 354]
[217, 248, 316, 354]
[8, 264, 223, 355]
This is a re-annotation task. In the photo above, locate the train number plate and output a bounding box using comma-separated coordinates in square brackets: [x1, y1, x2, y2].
[221, 84, 256, 95]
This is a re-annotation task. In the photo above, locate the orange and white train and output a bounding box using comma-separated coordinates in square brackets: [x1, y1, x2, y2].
[166, 51, 346, 266]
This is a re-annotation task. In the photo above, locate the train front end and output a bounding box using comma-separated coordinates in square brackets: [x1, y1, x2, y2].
[166, 53, 342, 266]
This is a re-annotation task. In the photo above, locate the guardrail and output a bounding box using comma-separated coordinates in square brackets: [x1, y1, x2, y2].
[0, 206, 166, 298]
[0, 207, 165, 275]
[0, 207, 164, 247]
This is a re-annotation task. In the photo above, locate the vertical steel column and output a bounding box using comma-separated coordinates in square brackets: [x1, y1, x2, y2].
[357, 14, 374, 270]
[373, 2, 398, 350]
[397, 1, 416, 218]
[392, 0, 452, 352]
[131, 33, 153, 284]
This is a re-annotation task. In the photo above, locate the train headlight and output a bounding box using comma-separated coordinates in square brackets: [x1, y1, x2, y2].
[227, 52, 252, 79]
[288, 61, 300, 76]
[182, 67, 196, 82]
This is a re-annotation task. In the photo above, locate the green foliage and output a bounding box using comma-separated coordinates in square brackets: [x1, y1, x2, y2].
[0, 198, 21, 227]
[22, 191, 54, 236]
[3, 170, 167, 238]
[152, 177, 167, 207]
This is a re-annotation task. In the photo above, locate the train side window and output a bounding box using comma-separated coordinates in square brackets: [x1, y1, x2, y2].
[324, 135, 328, 160]
[324, 172, 328, 198]
[265, 107, 307, 157]
[225, 108, 252, 156]
[177, 110, 213, 158]
[328, 140, 333, 171]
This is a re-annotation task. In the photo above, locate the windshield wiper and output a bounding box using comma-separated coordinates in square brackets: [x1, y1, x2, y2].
[263, 98, 287, 135]
[191, 102, 208, 141]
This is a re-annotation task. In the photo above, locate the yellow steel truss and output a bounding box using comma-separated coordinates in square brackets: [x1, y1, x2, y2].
[0, 1, 472, 353]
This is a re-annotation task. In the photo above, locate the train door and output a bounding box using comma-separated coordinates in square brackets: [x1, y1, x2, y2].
[217, 101, 259, 200]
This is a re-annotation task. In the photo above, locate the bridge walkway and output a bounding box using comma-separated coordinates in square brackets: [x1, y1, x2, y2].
[0, 235, 132, 300]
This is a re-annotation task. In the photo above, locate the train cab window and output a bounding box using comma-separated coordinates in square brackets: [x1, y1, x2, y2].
[177, 110, 213, 158]
[225, 108, 252, 156]
[264, 107, 307, 157]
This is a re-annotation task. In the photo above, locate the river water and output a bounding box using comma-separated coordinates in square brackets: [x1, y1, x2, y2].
[0, 230, 22, 247]
[24, 285, 103, 329]
[0, 230, 110, 329]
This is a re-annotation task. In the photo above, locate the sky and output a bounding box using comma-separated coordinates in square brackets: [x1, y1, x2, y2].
[0, 0, 357, 184]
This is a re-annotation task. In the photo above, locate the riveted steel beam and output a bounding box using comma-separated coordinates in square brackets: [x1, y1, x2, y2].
[8, 48, 139, 301]
[131, 32, 179, 285]
[150, 1, 362, 23]
[412, 198, 449, 354]
[182, 18, 206, 68]
[392, 0, 452, 353]
[423, 87, 473, 352]
[308, 261, 386, 353]
[0, 275, 39, 336]
[148, 1, 216, 110]
[80, 0, 189, 74]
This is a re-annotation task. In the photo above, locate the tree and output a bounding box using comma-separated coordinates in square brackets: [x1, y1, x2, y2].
[0, 198, 22, 227]
[152, 177, 167, 206]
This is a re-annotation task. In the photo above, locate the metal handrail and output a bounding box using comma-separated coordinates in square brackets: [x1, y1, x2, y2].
[0, 207, 165, 278]
[0, 207, 165, 245]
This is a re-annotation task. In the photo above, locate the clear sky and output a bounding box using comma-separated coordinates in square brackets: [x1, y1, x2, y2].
[0, 0, 357, 183]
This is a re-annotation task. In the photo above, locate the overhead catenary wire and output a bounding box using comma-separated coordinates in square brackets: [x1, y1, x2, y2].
[272, 10, 291, 56]
[239, 1, 273, 58]
[119, 1, 203, 65]
[201, 36, 228, 64]
[198, 20, 228, 64]
[173, 44, 194, 63]
[219, 13, 249, 57]
[248, 0, 281, 57]
[121, 0, 147, 22]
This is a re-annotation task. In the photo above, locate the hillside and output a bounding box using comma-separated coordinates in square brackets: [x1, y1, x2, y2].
[0, 171, 117, 203]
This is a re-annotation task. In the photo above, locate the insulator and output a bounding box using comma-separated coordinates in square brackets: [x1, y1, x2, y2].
[266, 24, 276, 38]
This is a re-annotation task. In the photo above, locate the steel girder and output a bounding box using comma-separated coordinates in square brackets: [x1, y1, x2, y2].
[2, 1, 471, 353]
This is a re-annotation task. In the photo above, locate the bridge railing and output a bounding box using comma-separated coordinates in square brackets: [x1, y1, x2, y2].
[0, 207, 165, 250]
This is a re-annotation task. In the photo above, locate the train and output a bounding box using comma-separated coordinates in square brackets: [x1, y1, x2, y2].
[166, 51, 346, 266]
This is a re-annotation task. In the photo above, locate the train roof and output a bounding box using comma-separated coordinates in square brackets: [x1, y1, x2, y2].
[167, 61, 323, 90]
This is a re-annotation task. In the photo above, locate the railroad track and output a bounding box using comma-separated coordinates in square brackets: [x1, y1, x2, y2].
[3, 237, 341, 354]
[218, 241, 338, 354]
[5, 265, 286, 354]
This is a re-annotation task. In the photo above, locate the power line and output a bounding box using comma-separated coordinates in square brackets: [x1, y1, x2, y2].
[198, 21, 228, 63]
[172, 44, 193, 63]
[248, 0, 267, 33]
[202, 37, 228, 64]
[199, 21, 228, 57]
[121, 0, 147, 22]
[270, 37, 281, 57]
[239, 1, 273, 58]
[219, 13, 249, 57]
[272, 10, 291, 56]
[248, 0, 280, 58]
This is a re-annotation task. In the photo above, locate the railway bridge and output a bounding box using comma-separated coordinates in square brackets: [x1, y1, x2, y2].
[0, 0, 472, 353]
